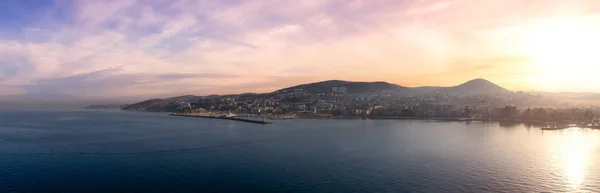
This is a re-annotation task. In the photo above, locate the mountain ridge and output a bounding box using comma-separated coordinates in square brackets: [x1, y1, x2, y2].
[277, 80, 405, 94]
[277, 78, 509, 94]
[120, 78, 511, 112]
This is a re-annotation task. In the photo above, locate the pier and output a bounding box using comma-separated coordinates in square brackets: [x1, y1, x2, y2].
[540, 125, 600, 130]
[169, 113, 273, 124]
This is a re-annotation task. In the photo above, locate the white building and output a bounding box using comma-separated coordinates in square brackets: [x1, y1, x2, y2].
[179, 102, 191, 109]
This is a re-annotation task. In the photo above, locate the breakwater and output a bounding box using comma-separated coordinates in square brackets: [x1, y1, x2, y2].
[170, 114, 272, 124]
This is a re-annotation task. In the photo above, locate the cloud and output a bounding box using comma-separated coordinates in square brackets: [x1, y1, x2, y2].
[23, 68, 238, 96]
[1, 0, 600, 98]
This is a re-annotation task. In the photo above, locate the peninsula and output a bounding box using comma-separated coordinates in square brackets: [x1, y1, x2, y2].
[100, 79, 599, 128]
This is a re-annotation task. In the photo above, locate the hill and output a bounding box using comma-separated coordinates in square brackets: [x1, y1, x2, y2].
[276, 79, 509, 95]
[121, 93, 265, 112]
[123, 78, 512, 112]
[277, 80, 405, 94]
[121, 99, 171, 112]
[120, 95, 204, 112]
[165, 95, 202, 102]
[440, 78, 510, 94]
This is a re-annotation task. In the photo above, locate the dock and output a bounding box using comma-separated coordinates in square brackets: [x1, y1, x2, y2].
[541, 125, 600, 130]
[540, 127, 569, 130]
[169, 114, 273, 124]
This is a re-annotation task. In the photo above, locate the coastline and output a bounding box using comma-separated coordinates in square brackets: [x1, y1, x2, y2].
[121, 109, 599, 129]
[275, 115, 600, 129]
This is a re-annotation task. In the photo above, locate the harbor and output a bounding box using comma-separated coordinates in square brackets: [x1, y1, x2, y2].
[169, 113, 273, 124]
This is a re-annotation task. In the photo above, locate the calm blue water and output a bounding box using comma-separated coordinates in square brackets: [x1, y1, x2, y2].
[1, 109, 599, 192]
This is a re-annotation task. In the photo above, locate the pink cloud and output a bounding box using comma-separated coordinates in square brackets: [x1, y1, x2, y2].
[1, 0, 600, 98]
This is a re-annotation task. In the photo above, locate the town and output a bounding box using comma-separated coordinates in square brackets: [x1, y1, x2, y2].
[169, 86, 600, 128]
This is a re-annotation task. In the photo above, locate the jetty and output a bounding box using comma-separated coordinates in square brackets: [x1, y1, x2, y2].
[540, 126, 570, 130]
[170, 113, 273, 124]
[540, 125, 600, 130]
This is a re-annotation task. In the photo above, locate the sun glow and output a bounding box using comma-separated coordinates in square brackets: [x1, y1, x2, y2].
[550, 129, 598, 189]
[526, 17, 600, 90]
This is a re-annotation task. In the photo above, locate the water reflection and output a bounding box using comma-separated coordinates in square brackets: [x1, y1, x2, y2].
[549, 128, 598, 189]
[498, 121, 520, 128]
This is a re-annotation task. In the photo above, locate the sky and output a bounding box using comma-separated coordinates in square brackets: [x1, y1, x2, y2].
[1, 0, 600, 99]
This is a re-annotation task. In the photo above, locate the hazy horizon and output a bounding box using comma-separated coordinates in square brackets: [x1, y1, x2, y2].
[2, 0, 600, 99]
[1, 77, 600, 108]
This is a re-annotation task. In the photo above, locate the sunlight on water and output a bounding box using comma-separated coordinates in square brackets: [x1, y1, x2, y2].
[2, 110, 600, 192]
[549, 128, 598, 189]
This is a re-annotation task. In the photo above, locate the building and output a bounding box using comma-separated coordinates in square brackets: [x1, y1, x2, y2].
[332, 86, 347, 93]
[179, 102, 191, 109]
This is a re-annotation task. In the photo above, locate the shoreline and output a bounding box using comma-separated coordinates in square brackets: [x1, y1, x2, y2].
[123, 110, 600, 130]
[274, 116, 600, 129]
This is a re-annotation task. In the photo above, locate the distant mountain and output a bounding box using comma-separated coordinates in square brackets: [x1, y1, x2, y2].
[277, 80, 404, 94]
[165, 95, 202, 102]
[123, 78, 512, 112]
[121, 95, 203, 112]
[121, 99, 175, 112]
[276, 79, 509, 95]
[85, 104, 127, 109]
[440, 78, 510, 94]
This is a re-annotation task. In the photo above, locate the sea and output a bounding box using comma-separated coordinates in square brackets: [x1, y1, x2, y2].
[0, 109, 599, 192]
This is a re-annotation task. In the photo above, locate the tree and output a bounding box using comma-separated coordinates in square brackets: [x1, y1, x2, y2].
[532, 108, 548, 121]
[522, 108, 532, 119]
[331, 109, 342, 116]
